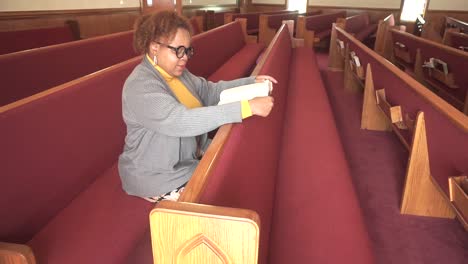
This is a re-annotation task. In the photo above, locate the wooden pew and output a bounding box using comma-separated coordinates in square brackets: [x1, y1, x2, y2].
[0, 30, 137, 107]
[386, 29, 468, 115]
[443, 31, 468, 51]
[330, 25, 468, 229]
[338, 13, 378, 42]
[374, 13, 401, 58]
[151, 24, 375, 264]
[224, 10, 296, 35]
[258, 11, 299, 46]
[444, 17, 468, 34]
[0, 56, 156, 264]
[0, 22, 269, 263]
[0, 20, 80, 55]
[296, 11, 346, 48]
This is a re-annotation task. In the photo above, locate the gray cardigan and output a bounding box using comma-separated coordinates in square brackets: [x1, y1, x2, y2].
[118, 57, 255, 197]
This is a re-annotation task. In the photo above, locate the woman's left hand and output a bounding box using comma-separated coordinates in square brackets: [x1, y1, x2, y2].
[255, 75, 278, 84]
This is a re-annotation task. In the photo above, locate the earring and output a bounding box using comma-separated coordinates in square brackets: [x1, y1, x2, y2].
[153, 55, 158, 65]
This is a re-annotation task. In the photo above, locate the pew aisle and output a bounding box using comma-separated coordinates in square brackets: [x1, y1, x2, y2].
[315, 51, 468, 264]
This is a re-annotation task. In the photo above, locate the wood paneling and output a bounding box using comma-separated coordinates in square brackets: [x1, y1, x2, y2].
[0, 8, 141, 38]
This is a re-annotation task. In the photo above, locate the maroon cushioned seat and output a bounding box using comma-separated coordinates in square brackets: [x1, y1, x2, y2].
[269, 47, 375, 264]
[28, 164, 153, 264]
[208, 43, 265, 82]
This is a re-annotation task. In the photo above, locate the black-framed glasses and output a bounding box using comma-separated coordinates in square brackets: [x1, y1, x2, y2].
[157, 42, 194, 59]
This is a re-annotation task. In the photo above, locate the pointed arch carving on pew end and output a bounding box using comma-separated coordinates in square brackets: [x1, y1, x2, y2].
[150, 201, 260, 264]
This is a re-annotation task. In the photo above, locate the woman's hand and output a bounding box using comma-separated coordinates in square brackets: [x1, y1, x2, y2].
[248, 96, 274, 117]
[255, 75, 278, 84]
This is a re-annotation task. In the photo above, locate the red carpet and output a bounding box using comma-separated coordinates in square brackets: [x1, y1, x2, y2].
[315, 51, 468, 264]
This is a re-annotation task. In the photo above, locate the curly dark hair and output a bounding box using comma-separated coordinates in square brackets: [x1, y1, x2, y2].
[133, 10, 192, 54]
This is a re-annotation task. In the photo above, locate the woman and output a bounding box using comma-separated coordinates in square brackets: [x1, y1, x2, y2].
[118, 11, 276, 203]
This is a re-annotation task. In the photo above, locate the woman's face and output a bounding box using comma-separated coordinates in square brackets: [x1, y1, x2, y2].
[152, 28, 191, 77]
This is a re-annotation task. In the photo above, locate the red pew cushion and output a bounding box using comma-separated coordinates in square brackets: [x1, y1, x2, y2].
[28, 164, 153, 264]
[269, 47, 375, 264]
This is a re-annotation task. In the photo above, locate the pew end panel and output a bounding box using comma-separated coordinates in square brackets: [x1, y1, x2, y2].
[374, 14, 395, 55]
[0, 242, 36, 264]
[361, 64, 393, 131]
[150, 201, 260, 264]
[401, 112, 456, 218]
[328, 23, 345, 71]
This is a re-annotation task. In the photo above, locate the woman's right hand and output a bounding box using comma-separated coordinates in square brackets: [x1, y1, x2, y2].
[248, 96, 274, 117]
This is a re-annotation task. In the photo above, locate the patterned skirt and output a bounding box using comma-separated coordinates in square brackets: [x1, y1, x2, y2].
[143, 182, 187, 203]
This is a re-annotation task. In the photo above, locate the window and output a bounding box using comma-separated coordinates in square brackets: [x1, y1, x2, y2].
[147, 0, 153, 7]
[287, 0, 307, 14]
[400, 0, 428, 22]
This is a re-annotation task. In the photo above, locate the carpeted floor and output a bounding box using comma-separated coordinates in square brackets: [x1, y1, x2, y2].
[314, 50, 468, 264]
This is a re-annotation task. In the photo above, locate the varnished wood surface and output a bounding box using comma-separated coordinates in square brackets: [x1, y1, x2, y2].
[336, 26, 468, 132]
[0, 242, 36, 264]
[151, 200, 260, 264]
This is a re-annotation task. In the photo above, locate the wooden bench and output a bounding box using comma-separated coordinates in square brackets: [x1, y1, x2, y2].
[0, 30, 137, 107]
[330, 24, 468, 230]
[0, 56, 155, 264]
[443, 31, 468, 51]
[224, 10, 296, 35]
[0, 20, 80, 55]
[386, 29, 468, 114]
[0, 22, 270, 264]
[296, 11, 346, 48]
[258, 11, 302, 46]
[338, 13, 378, 42]
[150, 24, 375, 264]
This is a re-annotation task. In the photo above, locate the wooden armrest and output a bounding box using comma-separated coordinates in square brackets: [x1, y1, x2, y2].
[0, 242, 36, 264]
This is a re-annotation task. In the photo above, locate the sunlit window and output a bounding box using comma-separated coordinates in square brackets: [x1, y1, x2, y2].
[287, 0, 307, 14]
[147, 0, 153, 7]
[400, 0, 427, 22]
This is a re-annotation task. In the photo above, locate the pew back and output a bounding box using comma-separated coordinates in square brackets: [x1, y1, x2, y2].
[0, 56, 142, 244]
[390, 29, 468, 113]
[0, 30, 136, 107]
[0, 21, 80, 55]
[187, 21, 247, 78]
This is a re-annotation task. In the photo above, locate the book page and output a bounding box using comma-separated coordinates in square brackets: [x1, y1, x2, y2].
[218, 81, 272, 105]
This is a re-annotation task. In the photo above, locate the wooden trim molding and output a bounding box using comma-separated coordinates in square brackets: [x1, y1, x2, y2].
[0, 8, 140, 20]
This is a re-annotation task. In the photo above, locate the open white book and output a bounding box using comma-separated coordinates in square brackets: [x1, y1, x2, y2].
[218, 80, 272, 105]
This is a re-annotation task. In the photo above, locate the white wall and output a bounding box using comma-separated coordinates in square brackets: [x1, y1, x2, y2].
[0, 0, 140, 12]
[308, 0, 400, 9]
[252, 0, 286, 5]
[183, 0, 236, 5]
[429, 0, 468, 11]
